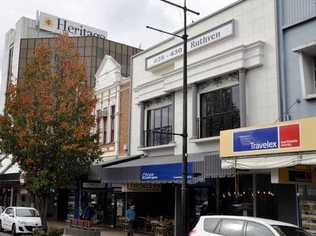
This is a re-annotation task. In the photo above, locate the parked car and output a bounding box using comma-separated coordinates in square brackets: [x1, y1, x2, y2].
[190, 215, 311, 236]
[0, 206, 42, 235]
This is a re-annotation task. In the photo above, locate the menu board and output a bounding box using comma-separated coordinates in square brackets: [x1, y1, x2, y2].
[300, 186, 316, 233]
[301, 200, 316, 233]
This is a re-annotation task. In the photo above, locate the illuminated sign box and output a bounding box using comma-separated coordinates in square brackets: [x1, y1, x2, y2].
[220, 117, 316, 158]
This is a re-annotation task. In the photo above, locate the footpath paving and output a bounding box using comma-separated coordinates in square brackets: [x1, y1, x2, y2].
[63, 229, 147, 236]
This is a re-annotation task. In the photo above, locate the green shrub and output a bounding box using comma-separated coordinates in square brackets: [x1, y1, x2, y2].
[48, 227, 64, 236]
[32, 228, 48, 236]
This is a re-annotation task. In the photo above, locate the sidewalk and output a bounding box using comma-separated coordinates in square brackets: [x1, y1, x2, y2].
[48, 221, 147, 236]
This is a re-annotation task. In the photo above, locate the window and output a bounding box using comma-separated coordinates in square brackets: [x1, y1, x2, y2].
[110, 105, 115, 143]
[314, 57, 316, 91]
[246, 222, 274, 236]
[203, 218, 219, 233]
[295, 46, 316, 99]
[7, 47, 14, 85]
[218, 219, 244, 236]
[200, 86, 240, 138]
[146, 105, 173, 147]
[16, 208, 39, 217]
[96, 115, 101, 144]
[103, 116, 107, 144]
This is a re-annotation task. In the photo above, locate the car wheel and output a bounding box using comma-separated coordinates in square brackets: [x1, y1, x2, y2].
[11, 224, 17, 236]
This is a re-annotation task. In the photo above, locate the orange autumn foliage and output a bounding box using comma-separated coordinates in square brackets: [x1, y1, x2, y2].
[0, 35, 100, 198]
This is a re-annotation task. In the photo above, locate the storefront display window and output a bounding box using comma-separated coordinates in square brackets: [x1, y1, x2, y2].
[299, 185, 316, 234]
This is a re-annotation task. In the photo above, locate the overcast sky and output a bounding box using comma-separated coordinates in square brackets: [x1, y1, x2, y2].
[0, 0, 237, 77]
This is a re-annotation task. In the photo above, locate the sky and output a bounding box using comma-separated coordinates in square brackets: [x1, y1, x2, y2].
[0, 0, 237, 78]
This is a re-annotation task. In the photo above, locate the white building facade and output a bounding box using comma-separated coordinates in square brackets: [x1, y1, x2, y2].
[131, 0, 279, 159]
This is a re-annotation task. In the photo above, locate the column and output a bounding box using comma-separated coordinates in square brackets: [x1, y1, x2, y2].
[10, 186, 14, 206]
[174, 185, 181, 236]
[252, 174, 257, 217]
[239, 69, 247, 127]
[139, 102, 145, 147]
[114, 84, 120, 157]
[191, 84, 198, 139]
[106, 91, 112, 144]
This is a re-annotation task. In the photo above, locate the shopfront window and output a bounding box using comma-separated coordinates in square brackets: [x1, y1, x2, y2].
[145, 105, 173, 147]
[200, 86, 240, 138]
[299, 185, 316, 232]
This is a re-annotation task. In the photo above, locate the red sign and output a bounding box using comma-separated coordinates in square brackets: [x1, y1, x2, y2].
[279, 124, 300, 148]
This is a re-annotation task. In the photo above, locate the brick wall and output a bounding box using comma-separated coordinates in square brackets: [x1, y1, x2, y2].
[119, 82, 130, 156]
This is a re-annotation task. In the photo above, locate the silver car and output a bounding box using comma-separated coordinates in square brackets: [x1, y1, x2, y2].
[190, 215, 311, 236]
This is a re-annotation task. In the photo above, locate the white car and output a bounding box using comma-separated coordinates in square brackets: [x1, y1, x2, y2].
[0, 207, 42, 235]
[190, 215, 312, 236]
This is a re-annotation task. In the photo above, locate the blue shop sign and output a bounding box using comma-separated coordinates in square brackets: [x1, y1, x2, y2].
[233, 127, 279, 152]
[140, 163, 193, 181]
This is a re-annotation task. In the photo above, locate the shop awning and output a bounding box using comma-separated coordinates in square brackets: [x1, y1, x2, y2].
[221, 152, 316, 170]
[220, 117, 316, 170]
[89, 152, 235, 184]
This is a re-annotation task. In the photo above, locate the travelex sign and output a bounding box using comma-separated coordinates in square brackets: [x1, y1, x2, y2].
[220, 117, 316, 158]
[233, 124, 300, 152]
[38, 12, 107, 39]
[146, 20, 234, 70]
[140, 163, 193, 181]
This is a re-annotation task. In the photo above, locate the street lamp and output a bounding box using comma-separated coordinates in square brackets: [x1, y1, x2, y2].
[147, 1, 199, 235]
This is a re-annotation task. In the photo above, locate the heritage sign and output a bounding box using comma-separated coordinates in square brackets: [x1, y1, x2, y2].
[146, 20, 234, 69]
[38, 12, 107, 39]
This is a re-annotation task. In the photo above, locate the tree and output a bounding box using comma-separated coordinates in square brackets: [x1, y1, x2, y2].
[0, 35, 100, 225]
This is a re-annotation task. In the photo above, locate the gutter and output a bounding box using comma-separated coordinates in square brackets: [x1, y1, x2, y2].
[275, 0, 287, 121]
[101, 154, 143, 168]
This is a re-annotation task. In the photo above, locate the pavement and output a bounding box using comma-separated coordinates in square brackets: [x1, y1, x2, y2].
[0, 230, 147, 236]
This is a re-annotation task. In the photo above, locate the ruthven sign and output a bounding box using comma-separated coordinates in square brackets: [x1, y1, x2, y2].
[38, 12, 107, 39]
[146, 20, 234, 70]
[220, 117, 316, 158]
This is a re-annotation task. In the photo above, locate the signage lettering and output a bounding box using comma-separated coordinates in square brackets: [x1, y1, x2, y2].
[140, 163, 193, 181]
[146, 20, 234, 69]
[39, 12, 107, 39]
[233, 124, 300, 153]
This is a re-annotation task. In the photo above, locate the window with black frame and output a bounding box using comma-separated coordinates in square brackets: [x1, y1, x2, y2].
[146, 105, 173, 147]
[200, 85, 240, 138]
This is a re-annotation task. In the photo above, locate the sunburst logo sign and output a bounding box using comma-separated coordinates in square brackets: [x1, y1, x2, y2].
[44, 17, 54, 28]
[39, 12, 107, 39]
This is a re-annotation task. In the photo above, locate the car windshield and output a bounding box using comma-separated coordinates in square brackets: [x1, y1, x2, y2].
[272, 225, 311, 236]
[16, 208, 40, 217]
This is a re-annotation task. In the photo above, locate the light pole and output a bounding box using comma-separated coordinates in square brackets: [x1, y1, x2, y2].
[147, 1, 199, 235]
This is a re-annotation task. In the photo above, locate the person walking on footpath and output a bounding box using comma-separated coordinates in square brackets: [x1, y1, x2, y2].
[126, 204, 136, 236]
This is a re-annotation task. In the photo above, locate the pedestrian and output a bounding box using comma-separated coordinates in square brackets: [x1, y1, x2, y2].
[126, 204, 136, 236]
[83, 203, 95, 221]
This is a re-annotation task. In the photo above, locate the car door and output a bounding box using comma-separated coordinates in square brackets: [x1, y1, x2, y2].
[215, 219, 245, 236]
[245, 221, 277, 236]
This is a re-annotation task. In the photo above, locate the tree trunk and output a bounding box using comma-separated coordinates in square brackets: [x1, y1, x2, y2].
[35, 194, 49, 231]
